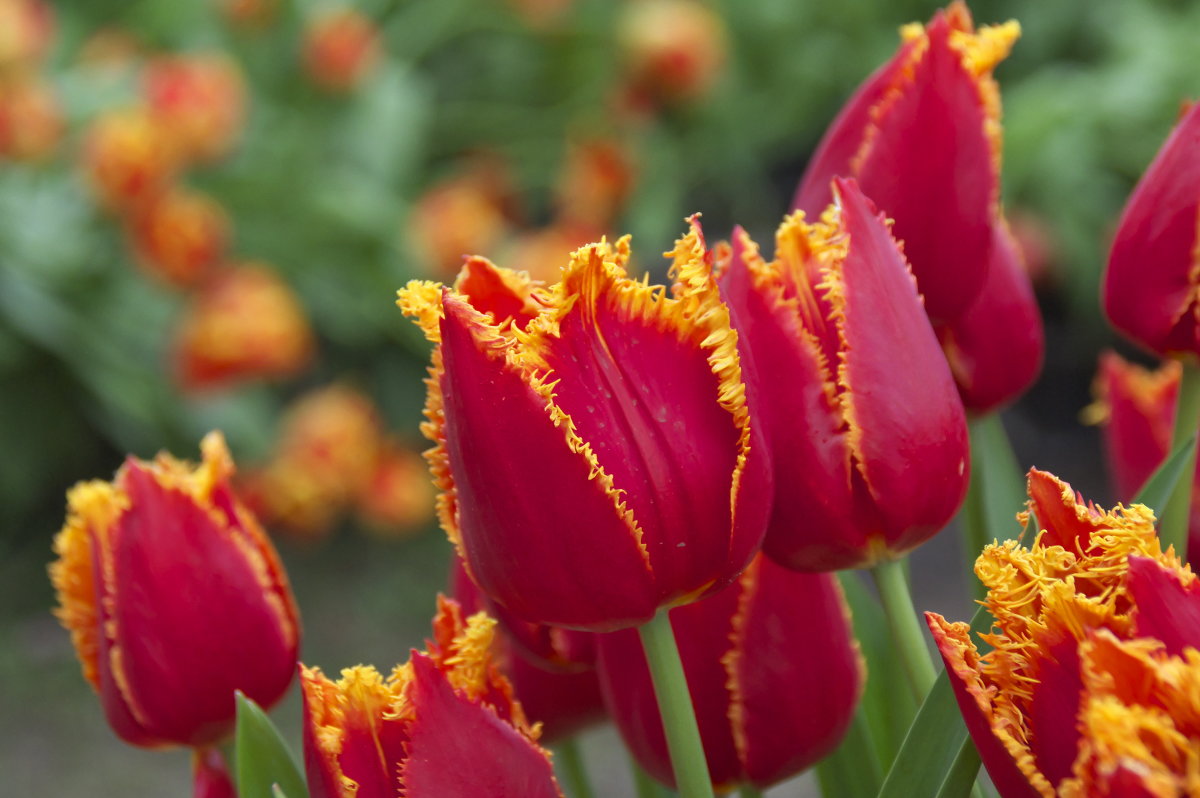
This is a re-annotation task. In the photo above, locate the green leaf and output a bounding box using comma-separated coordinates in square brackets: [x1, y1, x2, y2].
[815, 712, 884, 798]
[234, 692, 309, 798]
[934, 740, 983, 798]
[969, 414, 1028, 545]
[1132, 434, 1198, 509]
[875, 606, 991, 798]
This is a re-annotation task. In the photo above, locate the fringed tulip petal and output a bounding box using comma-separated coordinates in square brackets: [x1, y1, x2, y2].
[1103, 101, 1200, 357]
[938, 219, 1044, 413]
[400, 654, 563, 798]
[1127, 556, 1200, 657]
[596, 554, 862, 791]
[437, 292, 657, 630]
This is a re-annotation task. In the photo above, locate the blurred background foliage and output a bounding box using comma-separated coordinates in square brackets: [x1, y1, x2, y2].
[2, 0, 1199, 792]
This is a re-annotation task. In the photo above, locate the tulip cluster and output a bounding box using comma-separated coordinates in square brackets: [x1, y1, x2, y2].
[929, 470, 1200, 796]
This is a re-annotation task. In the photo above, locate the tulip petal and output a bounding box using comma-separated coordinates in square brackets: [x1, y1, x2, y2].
[399, 653, 563, 798]
[939, 219, 1044, 413]
[193, 748, 237, 798]
[1103, 101, 1200, 356]
[1026, 469, 1108, 554]
[1091, 353, 1178, 501]
[109, 460, 299, 746]
[1127, 555, 1200, 657]
[1026, 631, 1084, 789]
[832, 178, 969, 555]
[455, 256, 547, 329]
[926, 614, 1048, 798]
[506, 651, 607, 745]
[437, 290, 657, 630]
[519, 240, 746, 604]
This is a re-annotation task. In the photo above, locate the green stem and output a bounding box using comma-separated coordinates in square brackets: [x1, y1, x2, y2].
[961, 424, 988, 602]
[1160, 360, 1200, 562]
[637, 610, 715, 798]
[557, 737, 595, 798]
[738, 785, 764, 798]
[630, 755, 665, 798]
[871, 558, 938, 702]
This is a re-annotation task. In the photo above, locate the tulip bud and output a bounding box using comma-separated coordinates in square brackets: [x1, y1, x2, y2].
[173, 263, 315, 389]
[936, 218, 1044, 413]
[49, 432, 301, 748]
[300, 597, 564, 798]
[617, 0, 727, 106]
[143, 54, 246, 163]
[793, 2, 1019, 322]
[0, 0, 53, 72]
[1088, 351, 1200, 554]
[398, 230, 769, 631]
[1103, 100, 1200, 357]
[554, 137, 635, 229]
[127, 186, 231, 287]
[720, 178, 968, 572]
[0, 77, 62, 162]
[596, 554, 862, 791]
[928, 469, 1200, 797]
[302, 8, 381, 92]
[81, 107, 182, 212]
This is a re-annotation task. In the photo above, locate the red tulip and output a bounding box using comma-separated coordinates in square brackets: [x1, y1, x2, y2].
[793, 2, 1019, 322]
[192, 748, 235, 798]
[1103, 100, 1200, 357]
[300, 597, 563, 798]
[48, 432, 300, 748]
[720, 178, 968, 571]
[928, 469, 1200, 797]
[936, 218, 1044, 413]
[142, 53, 246, 163]
[397, 230, 769, 631]
[452, 557, 605, 743]
[1089, 351, 1200, 554]
[81, 107, 182, 213]
[595, 554, 862, 791]
[302, 7, 381, 92]
[127, 186, 230, 287]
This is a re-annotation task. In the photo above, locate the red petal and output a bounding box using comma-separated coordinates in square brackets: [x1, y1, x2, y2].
[438, 293, 657, 631]
[792, 39, 922, 215]
[1026, 469, 1106, 554]
[193, 748, 236, 798]
[1025, 630, 1083, 789]
[1128, 555, 1200, 657]
[926, 614, 1044, 798]
[454, 256, 545, 329]
[834, 178, 969, 555]
[732, 559, 861, 788]
[399, 654, 563, 798]
[1093, 352, 1176, 501]
[938, 219, 1044, 413]
[1103, 101, 1200, 356]
[720, 227, 866, 571]
[107, 461, 298, 746]
[506, 650, 606, 745]
[534, 251, 744, 605]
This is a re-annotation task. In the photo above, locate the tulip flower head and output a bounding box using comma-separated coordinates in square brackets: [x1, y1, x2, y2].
[82, 107, 182, 212]
[1103, 100, 1200, 358]
[142, 53, 246, 163]
[793, 1, 1019, 322]
[127, 186, 231, 287]
[1088, 351, 1200, 554]
[302, 7, 381, 92]
[596, 554, 862, 791]
[720, 178, 969, 572]
[398, 233, 769, 632]
[0, 77, 62, 162]
[300, 597, 563, 798]
[928, 469, 1200, 797]
[0, 0, 53, 72]
[49, 432, 300, 748]
[616, 0, 727, 107]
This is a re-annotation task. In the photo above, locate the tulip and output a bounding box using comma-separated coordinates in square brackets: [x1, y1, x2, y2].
[1088, 351, 1200, 554]
[0, 0, 53, 72]
[452, 557, 605, 743]
[300, 597, 563, 798]
[397, 227, 769, 631]
[554, 137, 635, 229]
[936, 218, 1044, 413]
[408, 167, 513, 278]
[793, 2, 1019, 322]
[48, 432, 300, 747]
[302, 7, 381, 92]
[616, 0, 727, 107]
[355, 441, 437, 537]
[193, 748, 236, 798]
[927, 469, 1200, 797]
[1103, 100, 1200, 357]
[127, 186, 230, 287]
[142, 54, 246, 163]
[0, 77, 62, 162]
[81, 107, 181, 212]
[595, 554, 862, 791]
[720, 178, 968, 572]
[173, 263, 315, 388]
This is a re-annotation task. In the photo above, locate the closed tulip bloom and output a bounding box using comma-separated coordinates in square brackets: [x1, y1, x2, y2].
[793, 2, 1019, 322]
[720, 178, 968, 572]
[49, 432, 300, 748]
[142, 54, 246, 163]
[398, 230, 769, 632]
[302, 7, 381, 92]
[81, 107, 182, 212]
[127, 186, 231, 287]
[300, 597, 563, 798]
[928, 469, 1200, 797]
[1103, 100, 1200, 357]
[1088, 352, 1200, 553]
[936, 218, 1044, 413]
[596, 554, 862, 791]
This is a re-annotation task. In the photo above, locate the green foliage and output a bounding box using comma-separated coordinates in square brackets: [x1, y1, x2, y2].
[234, 692, 309, 798]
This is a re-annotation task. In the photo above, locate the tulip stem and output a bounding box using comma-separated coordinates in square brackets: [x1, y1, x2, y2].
[630, 755, 667, 798]
[558, 737, 596, 798]
[738, 786, 764, 798]
[1161, 359, 1200, 563]
[637, 609, 715, 798]
[871, 557, 937, 702]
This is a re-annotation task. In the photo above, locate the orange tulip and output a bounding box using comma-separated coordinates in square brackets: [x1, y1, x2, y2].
[617, 0, 727, 106]
[81, 107, 182, 212]
[143, 53, 246, 163]
[302, 8, 381, 92]
[127, 186, 230, 287]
